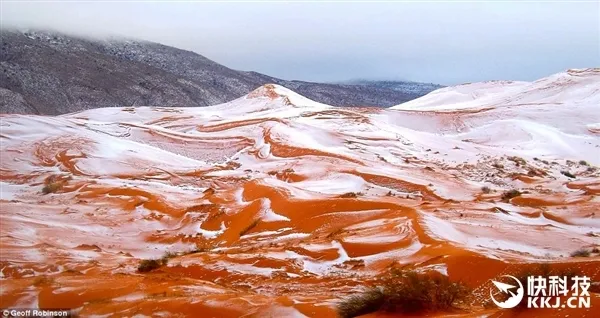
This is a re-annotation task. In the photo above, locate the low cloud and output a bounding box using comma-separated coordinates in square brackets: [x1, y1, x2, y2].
[2, 1, 598, 85]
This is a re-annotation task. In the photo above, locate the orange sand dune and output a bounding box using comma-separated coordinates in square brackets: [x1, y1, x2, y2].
[1, 81, 599, 317]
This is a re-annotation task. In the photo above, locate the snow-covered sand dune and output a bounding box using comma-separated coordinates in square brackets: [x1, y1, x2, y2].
[392, 68, 600, 111]
[1, 69, 599, 317]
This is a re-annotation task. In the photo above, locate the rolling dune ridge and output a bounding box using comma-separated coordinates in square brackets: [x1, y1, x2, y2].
[1, 69, 599, 317]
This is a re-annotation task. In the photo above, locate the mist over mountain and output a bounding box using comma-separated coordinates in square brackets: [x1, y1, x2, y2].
[0, 30, 441, 115]
[339, 79, 444, 94]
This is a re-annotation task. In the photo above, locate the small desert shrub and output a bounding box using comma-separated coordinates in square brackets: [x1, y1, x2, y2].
[239, 219, 260, 236]
[162, 251, 178, 260]
[41, 174, 71, 194]
[570, 248, 590, 257]
[527, 168, 546, 177]
[185, 242, 211, 254]
[42, 182, 63, 194]
[508, 156, 527, 166]
[340, 192, 360, 198]
[337, 289, 385, 318]
[492, 162, 504, 169]
[337, 269, 469, 318]
[32, 275, 54, 286]
[579, 160, 589, 166]
[591, 247, 599, 253]
[137, 258, 168, 273]
[501, 189, 521, 201]
[481, 186, 491, 194]
[561, 170, 576, 178]
[587, 166, 597, 172]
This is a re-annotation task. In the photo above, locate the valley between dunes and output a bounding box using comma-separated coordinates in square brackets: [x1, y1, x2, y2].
[1, 68, 599, 317]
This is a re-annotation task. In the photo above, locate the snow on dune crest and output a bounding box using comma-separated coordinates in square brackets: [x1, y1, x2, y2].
[245, 84, 332, 109]
[391, 68, 600, 111]
[391, 80, 528, 111]
[63, 84, 331, 122]
[180, 84, 332, 120]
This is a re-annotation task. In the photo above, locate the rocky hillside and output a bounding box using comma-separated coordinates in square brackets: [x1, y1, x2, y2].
[0, 30, 441, 115]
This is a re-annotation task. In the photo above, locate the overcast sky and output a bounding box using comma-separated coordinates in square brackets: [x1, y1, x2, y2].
[2, 1, 599, 85]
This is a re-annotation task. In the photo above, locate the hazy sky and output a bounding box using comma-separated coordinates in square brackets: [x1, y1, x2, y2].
[2, 1, 599, 85]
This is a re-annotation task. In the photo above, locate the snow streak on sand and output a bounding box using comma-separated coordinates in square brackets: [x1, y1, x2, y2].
[1, 70, 600, 317]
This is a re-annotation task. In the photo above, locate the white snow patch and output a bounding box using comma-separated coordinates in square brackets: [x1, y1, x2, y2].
[259, 198, 290, 222]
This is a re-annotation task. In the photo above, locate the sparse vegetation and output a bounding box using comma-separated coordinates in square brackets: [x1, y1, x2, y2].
[340, 192, 361, 198]
[239, 219, 260, 236]
[508, 156, 527, 166]
[162, 251, 178, 260]
[592, 247, 599, 253]
[492, 162, 504, 169]
[561, 170, 576, 178]
[186, 243, 211, 254]
[501, 189, 521, 201]
[41, 174, 72, 194]
[337, 269, 469, 318]
[481, 186, 491, 194]
[42, 182, 63, 194]
[527, 168, 545, 177]
[137, 250, 180, 273]
[32, 275, 54, 286]
[570, 248, 591, 257]
[137, 257, 168, 273]
[579, 160, 589, 166]
[338, 289, 385, 318]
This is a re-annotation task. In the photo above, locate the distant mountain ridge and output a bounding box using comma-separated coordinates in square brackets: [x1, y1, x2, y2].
[340, 79, 444, 94]
[0, 29, 441, 115]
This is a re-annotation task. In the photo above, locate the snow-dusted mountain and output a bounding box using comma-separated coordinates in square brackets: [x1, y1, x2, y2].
[0, 29, 440, 115]
[342, 79, 444, 95]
